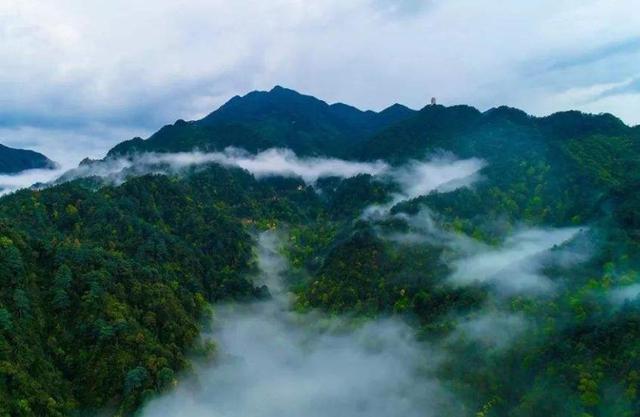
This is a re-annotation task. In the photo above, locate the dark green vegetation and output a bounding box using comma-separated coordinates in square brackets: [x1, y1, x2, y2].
[0, 143, 55, 174]
[108, 86, 415, 159]
[1, 86, 640, 416]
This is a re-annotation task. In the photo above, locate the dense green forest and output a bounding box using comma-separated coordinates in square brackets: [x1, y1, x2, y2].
[1, 87, 640, 416]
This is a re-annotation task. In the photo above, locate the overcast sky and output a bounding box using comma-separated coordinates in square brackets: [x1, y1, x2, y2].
[1, 0, 639, 167]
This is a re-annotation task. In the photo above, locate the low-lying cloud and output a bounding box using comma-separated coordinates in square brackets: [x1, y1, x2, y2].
[140, 231, 461, 417]
[363, 155, 486, 217]
[2, 147, 485, 206]
[0, 167, 67, 196]
[392, 156, 486, 199]
[449, 311, 529, 351]
[608, 283, 640, 305]
[449, 228, 582, 295]
[387, 210, 587, 296]
[54, 148, 388, 187]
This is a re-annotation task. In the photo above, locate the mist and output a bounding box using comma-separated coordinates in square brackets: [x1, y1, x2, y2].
[2, 147, 486, 204]
[0, 166, 67, 196]
[363, 155, 486, 217]
[609, 283, 640, 305]
[391, 155, 486, 199]
[387, 208, 588, 296]
[448, 227, 583, 295]
[67, 149, 482, 197]
[45, 148, 389, 188]
[140, 231, 462, 417]
[448, 311, 529, 351]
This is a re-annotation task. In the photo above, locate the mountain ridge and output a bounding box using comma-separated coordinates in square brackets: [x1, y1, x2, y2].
[108, 86, 416, 159]
[0, 143, 56, 174]
[105, 86, 634, 165]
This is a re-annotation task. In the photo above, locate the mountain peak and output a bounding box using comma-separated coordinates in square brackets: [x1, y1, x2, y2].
[483, 106, 533, 125]
[0, 143, 57, 174]
[270, 85, 297, 94]
[107, 86, 417, 158]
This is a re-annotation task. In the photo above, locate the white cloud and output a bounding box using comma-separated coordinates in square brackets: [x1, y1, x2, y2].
[449, 311, 529, 351]
[0, 167, 66, 196]
[52, 147, 389, 187]
[391, 156, 485, 198]
[449, 228, 582, 295]
[387, 210, 588, 296]
[7, 148, 479, 200]
[364, 155, 486, 217]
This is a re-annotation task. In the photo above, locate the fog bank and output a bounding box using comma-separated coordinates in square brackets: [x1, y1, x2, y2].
[3, 148, 486, 207]
[140, 231, 461, 417]
[0, 167, 67, 196]
[56, 148, 389, 186]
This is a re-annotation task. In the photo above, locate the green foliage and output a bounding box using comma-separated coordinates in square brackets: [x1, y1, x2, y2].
[2, 88, 640, 416]
[108, 86, 414, 159]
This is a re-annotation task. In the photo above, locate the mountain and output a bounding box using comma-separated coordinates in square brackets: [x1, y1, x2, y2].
[107, 86, 415, 158]
[357, 104, 633, 163]
[0, 143, 56, 174]
[2, 87, 640, 416]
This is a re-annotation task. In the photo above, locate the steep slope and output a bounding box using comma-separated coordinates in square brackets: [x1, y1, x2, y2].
[108, 86, 415, 158]
[0, 143, 56, 174]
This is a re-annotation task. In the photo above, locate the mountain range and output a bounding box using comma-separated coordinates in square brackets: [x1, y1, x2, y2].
[104, 86, 640, 229]
[106, 85, 637, 161]
[107, 86, 415, 159]
[1, 86, 639, 416]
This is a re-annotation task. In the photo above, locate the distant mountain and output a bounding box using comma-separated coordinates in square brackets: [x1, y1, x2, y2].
[107, 86, 415, 158]
[357, 103, 634, 163]
[103, 87, 640, 228]
[0, 143, 56, 174]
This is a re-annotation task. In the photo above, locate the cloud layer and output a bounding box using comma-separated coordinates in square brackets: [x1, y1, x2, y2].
[1, 147, 478, 201]
[52, 148, 388, 187]
[391, 156, 486, 199]
[363, 155, 486, 217]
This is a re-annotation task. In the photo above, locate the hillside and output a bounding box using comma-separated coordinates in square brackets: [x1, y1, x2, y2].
[107, 86, 415, 158]
[1, 88, 640, 416]
[0, 143, 56, 174]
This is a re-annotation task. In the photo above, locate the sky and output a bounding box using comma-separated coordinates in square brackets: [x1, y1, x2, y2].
[1, 0, 639, 167]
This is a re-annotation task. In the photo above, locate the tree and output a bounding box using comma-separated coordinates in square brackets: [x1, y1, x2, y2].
[13, 289, 30, 319]
[124, 367, 149, 395]
[0, 307, 12, 331]
[51, 265, 72, 311]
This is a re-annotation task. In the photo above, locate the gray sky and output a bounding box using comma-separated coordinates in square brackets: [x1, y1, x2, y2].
[1, 0, 639, 167]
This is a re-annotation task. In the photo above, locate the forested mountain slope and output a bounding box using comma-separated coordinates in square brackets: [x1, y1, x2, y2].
[107, 86, 415, 158]
[1, 87, 640, 416]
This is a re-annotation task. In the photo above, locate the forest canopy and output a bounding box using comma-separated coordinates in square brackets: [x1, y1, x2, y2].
[1, 87, 640, 416]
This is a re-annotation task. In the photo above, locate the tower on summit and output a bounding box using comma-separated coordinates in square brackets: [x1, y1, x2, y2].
[431, 97, 437, 106]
